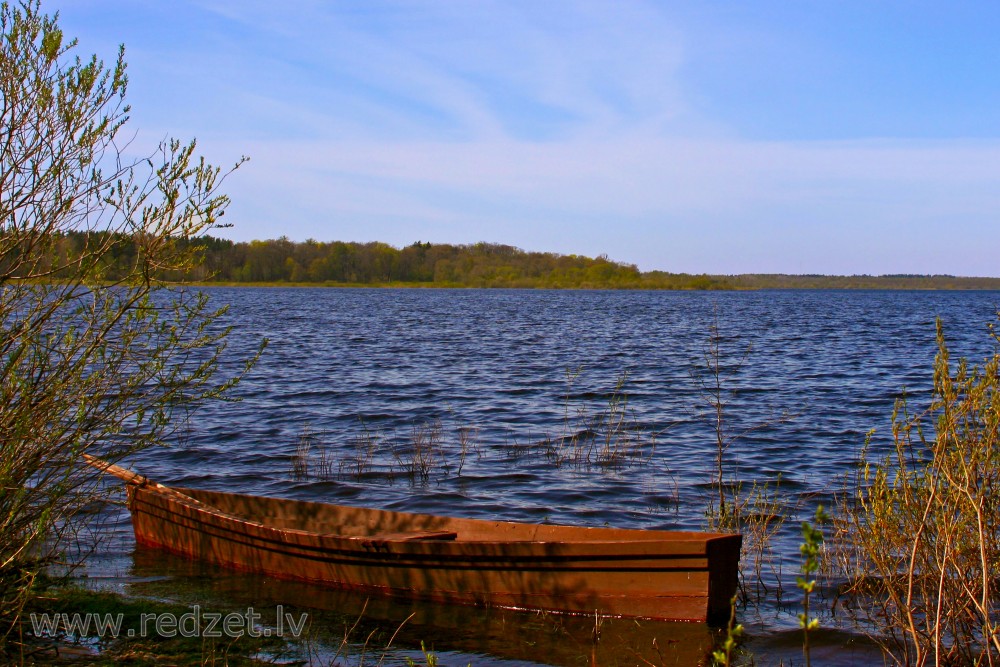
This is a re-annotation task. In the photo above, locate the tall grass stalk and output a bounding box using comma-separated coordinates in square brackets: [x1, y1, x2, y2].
[697, 316, 752, 518]
[696, 315, 793, 602]
[453, 426, 478, 477]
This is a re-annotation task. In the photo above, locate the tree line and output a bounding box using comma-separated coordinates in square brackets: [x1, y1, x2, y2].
[36, 233, 732, 289]
[25, 232, 1000, 290]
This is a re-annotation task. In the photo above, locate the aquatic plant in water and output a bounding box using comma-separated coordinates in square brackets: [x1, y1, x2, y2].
[838, 316, 1000, 665]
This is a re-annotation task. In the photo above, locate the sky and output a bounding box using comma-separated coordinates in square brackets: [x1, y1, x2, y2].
[45, 1, 1000, 275]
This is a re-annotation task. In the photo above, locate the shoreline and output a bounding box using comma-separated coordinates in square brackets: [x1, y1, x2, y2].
[182, 280, 1000, 291]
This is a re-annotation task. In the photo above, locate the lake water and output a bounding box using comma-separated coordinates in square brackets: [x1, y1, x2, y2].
[84, 288, 1000, 665]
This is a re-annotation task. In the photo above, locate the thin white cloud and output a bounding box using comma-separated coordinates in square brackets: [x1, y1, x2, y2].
[187, 0, 692, 141]
[205, 133, 1000, 265]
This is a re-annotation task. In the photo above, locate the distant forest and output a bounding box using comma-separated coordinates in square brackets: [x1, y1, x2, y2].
[30, 233, 1000, 290]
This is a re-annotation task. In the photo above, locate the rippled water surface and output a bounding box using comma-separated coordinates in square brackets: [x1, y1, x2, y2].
[86, 288, 1000, 665]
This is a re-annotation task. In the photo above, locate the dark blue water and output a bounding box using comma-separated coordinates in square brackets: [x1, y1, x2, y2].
[87, 288, 1000, 665]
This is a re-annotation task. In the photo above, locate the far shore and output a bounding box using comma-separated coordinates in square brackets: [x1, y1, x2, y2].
[183, 278, 1000, 291]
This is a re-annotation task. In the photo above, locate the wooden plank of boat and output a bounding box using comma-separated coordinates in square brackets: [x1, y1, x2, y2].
[85, 455, 742, 622]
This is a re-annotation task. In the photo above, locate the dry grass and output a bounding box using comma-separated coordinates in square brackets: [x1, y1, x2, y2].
[542, 369, 659, 469]
[705, 478, 793, 606]
[392, 420, 443, 483]
[290, 428, 314, 481]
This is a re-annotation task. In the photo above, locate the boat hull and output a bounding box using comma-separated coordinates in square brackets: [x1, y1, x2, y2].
[124, 483, 741, 623]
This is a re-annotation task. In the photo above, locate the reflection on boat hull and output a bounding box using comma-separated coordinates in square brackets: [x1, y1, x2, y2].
[128, 544, 718, 667]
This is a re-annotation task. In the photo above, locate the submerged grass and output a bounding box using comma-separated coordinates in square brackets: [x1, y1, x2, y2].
[288, 370, 659, 486]
[543, 369, 659, 469]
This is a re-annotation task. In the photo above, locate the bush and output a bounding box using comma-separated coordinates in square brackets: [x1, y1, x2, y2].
[838, 317, 1000, 665]
[0, 0, 258, 644]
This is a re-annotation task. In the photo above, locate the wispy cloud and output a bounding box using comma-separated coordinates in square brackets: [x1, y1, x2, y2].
[187, 0, 692, 140]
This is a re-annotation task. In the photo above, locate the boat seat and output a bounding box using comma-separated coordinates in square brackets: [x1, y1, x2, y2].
[364, 530, 458, 542]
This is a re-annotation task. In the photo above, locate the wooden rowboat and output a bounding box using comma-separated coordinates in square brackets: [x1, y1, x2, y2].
[86, 455, 741, 622]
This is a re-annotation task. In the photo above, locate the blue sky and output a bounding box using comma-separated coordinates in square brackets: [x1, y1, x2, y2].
[48, 1, 1000, 275]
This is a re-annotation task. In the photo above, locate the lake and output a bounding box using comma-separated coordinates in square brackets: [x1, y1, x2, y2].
[84, 288, 1000, 665]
